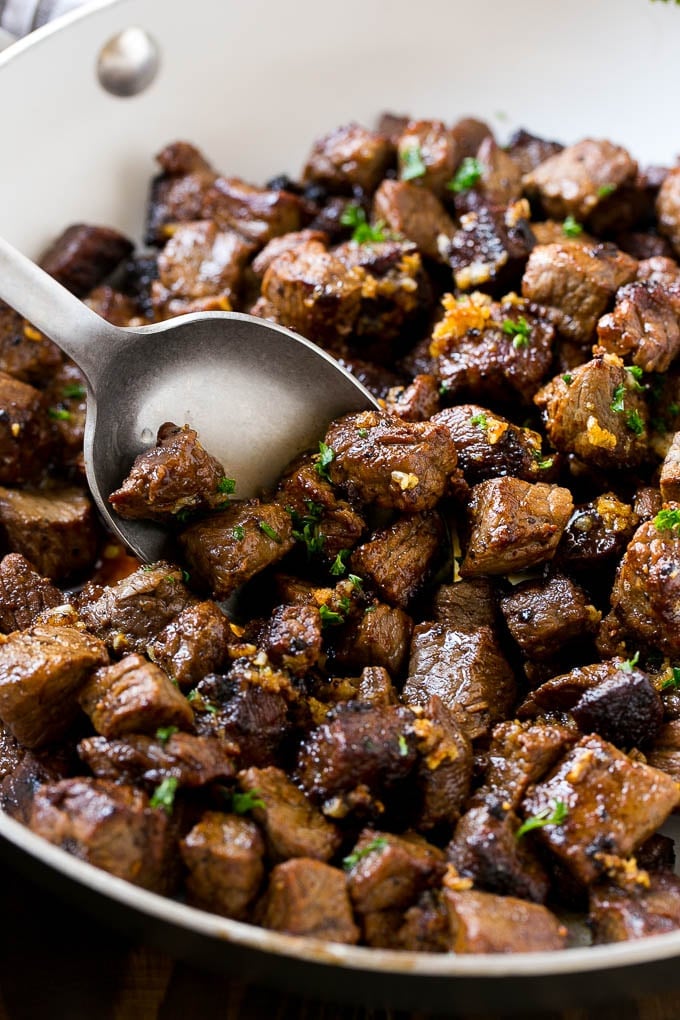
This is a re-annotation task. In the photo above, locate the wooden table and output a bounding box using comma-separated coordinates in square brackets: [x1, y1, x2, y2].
[1, 862, 679, 1020]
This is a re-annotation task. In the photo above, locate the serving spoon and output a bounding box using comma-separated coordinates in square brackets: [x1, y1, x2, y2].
[0, 236, 378, 563]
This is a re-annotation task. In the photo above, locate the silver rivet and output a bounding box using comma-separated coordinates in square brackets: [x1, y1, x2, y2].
[97, 27, 160, 98]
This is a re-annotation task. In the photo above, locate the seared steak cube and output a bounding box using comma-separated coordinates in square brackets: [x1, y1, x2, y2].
[569, 661, 663, 749]
[261, 858, 359, 943]
[478, 719, 576, 812]
[535, 356, 649, 472]
[202, 176, 304, 245]
[444, 888, 567, 953]
[505, 128, 563, 176]
[656, 166, 680, 258]
[349, 511, 443, 609]
[260, 604, 322, 676]
[108, 421, 227, 521]
[179, 499, 294, 600]
[238, 765, 340, 862]
[443, 200, 534, 293]
[385, 374, 441, 422]
[153, 220, 254, 308]
[397, 119, 455, 196]
[145, 142, 217, 244]
[461, 477, 573, 577]
[0, 485, 98, 582]
[78, 731, 236, 788]
[372, 179, 455, 261]
[345, 828, 445, 913]
[523, 139, 638, 222]
[356, 666, 397, 706]
[180, 811, 264, 919]
[251, 229, 329, 277]
[558, 492, 639, 572]
[660, 432, 680, 503]
[590, 872, 680, 943]
[0, 553, 62, 634]
[0, 303, 62, 386]
[430, 578, 498, 632]
[415, 695, 473, 830]
[0, 625, 108, 748]
[596, 280, 680, 374]
[521, 734, 680, 884]
[195, 672, 290, 769]
[522, 243, 637, 344]
[450, 117, 493, 162]
[0, 371, 53, 484]
[331, 602, 413, 677]
[148, 600, 232, 687]
[302, 122, 394, 194]
[499, 571, 601, 662]
[324, 411, 457, 513]
[474, 137, 524, 207]
[28, 777, 169, 891]
[39, 223, 133, 297]
[77, 653, 194, 738]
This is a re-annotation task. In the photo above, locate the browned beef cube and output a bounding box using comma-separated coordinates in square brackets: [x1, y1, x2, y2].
[202, 176, 304, 246]
[78, 731, 236, 788]
[634, 486, 664, 522]
[534, 357, 649, 471]
[522, 243, 638, 344]
[448, 804, 549, 903]
[473, 137, 524, 207]
[521, 734, 679, 885]
[569, 662, 663, 749]
[505, 128, 563, 176]
[77, 562, 194, 656]
[180, 499, 293, 600]
[349, 511, 443, 609]
[325, 411, 457, 513]
[450, 117, 493, 162]
[259, 604, 322, 676]
[372, 179, 455, 261]
[335, 352, 408, 401]
[609, 515, 680, 656]
[250, 229, 329, 277]
[657, 166, 680, 258]
[345, 828, 445, 913]
[77, 653, 194, 738]
[0, 372, 53, 485]
[0, 303, 62, 386]
[259, 241, 364, 344]
[431, 298, 555, 405]
[444, 888, 567, 953]
[647, 721, 680, 783]
[302, 122, 394, 194]
[636, 833, 676, 874]
[376, 112, 409, 145]
[296, 702, 417, 803]
[145, 142, 217, 245]
[523, 139, 638, 222]
[275, 454, 365, 560]
[153, 220, 254, 308]
[332, 603, 413, 677]
[180, 811, 265, 919]
[355, 666, 397, 706]
[238, 765, 340, 863]
[531, 220, 596, 248]
[149, 600, 232, 687]
[404, 624, 516, 742]
[41, 362, 87, 472]
[461, 477, 573, 577]
[195, 672, 290, 769]
[85, 284, 141, 325]
[0, 625, 108, 748]
[637, 254, 680, 288]
[385, 374, 440, 422]
[478, 720, 576, 812]
[430, 579, 498, 632]
[28, 777, 169, 891]
[393, 892, 450, 952]
[590, 872, 680, 943]
[0, 741, 76, 822]
[39, 223, 133, 297]
[500, 571, 601, 662]
[596, 280, 680, 374]
[443, 201, 534, 293]
[415, 695, 473, 830]
[558, 492, 639, 572]
[261, 859, 359, 943]
[0, 486, 98, 582]
[0, 553, 62, 634]
[109, 422, 227, 522]
[660, 432, 680, 502]
[397, 119, 455, 196]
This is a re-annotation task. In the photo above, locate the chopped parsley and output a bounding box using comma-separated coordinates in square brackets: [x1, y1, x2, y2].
[155, 725, 178, 744]
[259, 520, 282, 543]
[516, 800, 568, 840]
[562, 215, 583, 238]
[533, 451, 555, 471]
[470, 412, 488, 430]
[342, 836, 389, 870]
[329, 549, 350, 576]
[315, 441, 336, 480]
[232, 525, 245, 540]
[401, 143, 427, 182]
[358, 428, 369, 438]
[610, 384, 626, 413]
[654, 507, 680, 533]
[597, 183, 617, 198]
[562, 373, 573, 386]
[398, 734, 409, 757]
[348, 573, 363, 590]
[231, 789, 266, 814]
[218, 476, 236, 495]
[182, 569, 190, 583]
[62, 383, 86, 399]
[340, 203, 387, 244]
[626, 409, 645, 435]
[187, 689, 218, 714]
[619, 651, 640, 673]
[48, 406, 71, 421]
[446, 157, 483, 193]
[150, 776, 179, 814]
[290, 501, 324, 557]
[438, 382, 449, 397]
[319, 602, 348, 628]
[661, 667, 680, 691]
[626, 365, 645, 389]
[502, 316, 531, 349]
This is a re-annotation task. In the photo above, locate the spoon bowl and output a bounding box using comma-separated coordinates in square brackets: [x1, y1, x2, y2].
[0, 237, 378, 561]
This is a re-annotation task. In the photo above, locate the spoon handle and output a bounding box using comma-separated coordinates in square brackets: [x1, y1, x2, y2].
[0, 235, 123, 387]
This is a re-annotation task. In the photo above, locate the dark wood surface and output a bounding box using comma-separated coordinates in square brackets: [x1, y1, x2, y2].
[1, 863, 680, 1020]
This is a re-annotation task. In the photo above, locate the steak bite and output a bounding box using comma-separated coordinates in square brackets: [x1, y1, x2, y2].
[145, 141, 217, 245]
[430, 578, 498, 633]
[0, 371, 53, 485]
[474, 137, 524, 207]
[345, 828, 446, 913]
[499, 571, 601, 662]
[179, 499, 294, 600]
[39, 223, 134, 297]
[251, 229, 329, 278]
[331, 602, 413, 677]
[372, 179, 455, 261]
[303, 122, 394, 194]
[385, 374, 441, 422]
[522, 139, 638, 222]
[324, 411, 457, 513]
[109, 421, 227, 522]
[180, 811, 265, 919]
[476, 720, 576, 812]
[414, 695, 473, 830]
[0, 486, 99, 582]
[259, 604, 323, 676]
[77, 653, 194, 738]
[0, 553, 62, 634]
[660, 432, 680, 503]
[152, 220, 254, 310]
[505, 127, 563, 176]
[656, 166, 680, 258]
[521, 243, 638, 344]
[647, 721, 680, 784]
[521, 734, 680, 885]
[569, 661, 663, 749]
[78, 731, 236, 788]
[260, 858, 359, 944]
[397, 119, 455, 196]
[148, 600, 232, 687]
[28, 777, 169, 891]
[444, 888, 567, 953]
[195, 671, 291, 769]
[443, 200, 535, 294]
[0, 625, 108, 748]
[349, 511, 444, 609]
[460, 477, 573, 577]
[202, 176, 304, 245]
[238, 765, 341, 862]
[534, 357, 649, 471]
[558, 492, 639, 573]
[0, 303, 62, 386]
[595, 280, 680, 374]
[590, 872, 680, 944]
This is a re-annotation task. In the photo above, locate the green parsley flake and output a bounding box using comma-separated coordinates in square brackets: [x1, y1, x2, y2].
[329, 549, 350, 576]
[661, 666, 680, 691]
[348, 573, 363, 590]
[401, 143, 427, 182]
[562, 374, 573, 386]
[358, 428, 369, 439]
[626, 409, 644, 435]
[315, 441, 336, 480]
[342, 836, 389, 871]
[62, 383, 86, 399]
[619, 651, 640, 674]
[470, 412, 488, 430]
[516, 800, 568, 840]
[438, 383, 449, 397]
[155, 725, 179, 744]
[218, 477, 236, 495]
[319, 603, 346, 628]
[290, 501, 324, 557]
[259, 521, 282, 543]
[562, 215, 583, 238]
[231, 789, 266, 814]
[533, 451, 555, 471]
[626, 365, 645, 387]
[610, 384, 626, 413]
[446, 157, 483, 193]
[502, 316, 531, 349]
[597, 183, 617, 198]
[398, 734, 409, 757]
[340, 203, 387, 244]
[232, 525, 245, 540]
[48, 406, 71, 421]
[150, 776, 179, 814]
[654, 507, 680, 533]
[182, 569, 191, 583]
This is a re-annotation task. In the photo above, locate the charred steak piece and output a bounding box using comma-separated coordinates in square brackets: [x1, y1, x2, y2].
[660, 433, 680, 503]
[148, 600, 232, 688]
[499, 570, 601, 662]
[202, 175, 305, 246]
[414, 695, 473, 830]
[372, 179, 455, 261]
[180, 811, 265, 919]
[259, 604, 323, 676]
[475, 719, 576, 812]
[303, 122, 395, 194]
[558, 492, 639, 572]
[145, 141, 217, 245]
[194, 671, 291, 769]
[39, 223, 133, 297]
[0, 371, 53, 485]
[385, 374, 441, 423]
[505, 128, 563, 176]
[152, 220, 254, 311]
[78, 731, 237, 788]
[443, 200, 534, 294]
[444, 888, 567, 953]
[0, 553, 62, 634]
[590, 872, 680, 943]
[345, 828, 446, 914]
[396, 119, 456, 196]
[596, 280, 680, 374]
[656, 166, 680, 258]
[430, 578, 498, 633]
[331, 602, 413, 677]
[260, 858, 359, 944]
[349, 511, 443, 609]
[0, 302, 62, 386]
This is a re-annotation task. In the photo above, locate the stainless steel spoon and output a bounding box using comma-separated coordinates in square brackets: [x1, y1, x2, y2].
[0, 236, 377, 562]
